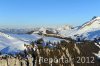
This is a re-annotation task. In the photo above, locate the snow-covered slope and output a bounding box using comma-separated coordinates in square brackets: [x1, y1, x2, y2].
[8, 33, 62, 43]
[71, 16, 100, 40]
[0, 32, 62, 54]
[52, 16, 100, 40]
[56, 25, 77, 37]
[8, 34, 42, 43]
[0, 32, 29, 54]
[78, 16, 100, 34]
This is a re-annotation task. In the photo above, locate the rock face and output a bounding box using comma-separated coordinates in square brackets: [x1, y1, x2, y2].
[0, 56, 34, 66]
[0, 39, 100, 66]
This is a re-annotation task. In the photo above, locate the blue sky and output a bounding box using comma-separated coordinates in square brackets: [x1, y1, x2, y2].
[0, 0, 100, 28]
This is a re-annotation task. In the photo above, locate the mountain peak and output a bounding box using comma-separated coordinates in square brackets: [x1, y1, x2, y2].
[57, 25, 73, 31]
[80, 16, 100, 29]
[91, 16, 100, 20]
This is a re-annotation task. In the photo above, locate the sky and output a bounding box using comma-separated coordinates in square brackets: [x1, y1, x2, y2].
[0, 0, 100, 28]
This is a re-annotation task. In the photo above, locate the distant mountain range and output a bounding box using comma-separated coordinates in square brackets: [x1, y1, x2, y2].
[0, 16, 100, 54]
[29, 16, 100, 40]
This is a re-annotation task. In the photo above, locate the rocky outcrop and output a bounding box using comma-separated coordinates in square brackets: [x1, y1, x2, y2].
[0, 40, 100, 66]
